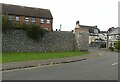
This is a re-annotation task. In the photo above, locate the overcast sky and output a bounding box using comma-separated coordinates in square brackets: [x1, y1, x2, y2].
[1, 0, 119, 31]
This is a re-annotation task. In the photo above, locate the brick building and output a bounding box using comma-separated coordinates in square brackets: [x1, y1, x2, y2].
[2, 3, 53, 31]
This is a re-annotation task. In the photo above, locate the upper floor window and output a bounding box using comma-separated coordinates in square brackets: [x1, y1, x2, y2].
[46, 19, 50, 24]
[15, 16, 19, 21]
[116, 35, 120, 40]
[40, 19, 44, 23]
[25, 17, 29, 22]
[8, 16, 13, 20]
[32, 18, 36, 23]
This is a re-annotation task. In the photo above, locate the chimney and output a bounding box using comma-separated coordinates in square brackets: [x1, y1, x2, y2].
[76, 21, 80, 28]
[76, 21, 79, 25]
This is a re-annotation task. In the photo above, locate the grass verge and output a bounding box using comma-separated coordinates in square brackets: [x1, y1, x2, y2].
[2, 51, 89, 63]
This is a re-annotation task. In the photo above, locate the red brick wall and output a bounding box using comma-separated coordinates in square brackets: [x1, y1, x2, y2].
[29, 17, 32, 23]
[10, 15, 53, 31]
[40, 19, 53, 31]
[36, 18, 40, 23]
[20, 16, 25, 23]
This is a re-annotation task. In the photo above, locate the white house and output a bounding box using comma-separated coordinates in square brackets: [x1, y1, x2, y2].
[108, 27, 120, 48]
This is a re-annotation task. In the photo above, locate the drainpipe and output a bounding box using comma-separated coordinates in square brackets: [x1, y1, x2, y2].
[106, 32, 109, 48]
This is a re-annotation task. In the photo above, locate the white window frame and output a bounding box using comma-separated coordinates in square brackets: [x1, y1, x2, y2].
[40, 19, 44, 23]
[32, 18, 36, 23]
[46, 19, 50, 24]
[15, 16, 19, 21]
[25, 17, 29, 22]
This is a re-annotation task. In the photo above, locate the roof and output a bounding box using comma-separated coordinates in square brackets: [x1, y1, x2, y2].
[107, 27, 116, 32]
[80, 25, 93, 28]
[108, 27, 120, 35]
[79, 25, 100, 33]
[99, 31, 107, 33]
[2, 3, 53, 19]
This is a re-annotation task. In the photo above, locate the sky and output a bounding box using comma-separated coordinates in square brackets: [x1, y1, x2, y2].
[1, 0, 119, 31]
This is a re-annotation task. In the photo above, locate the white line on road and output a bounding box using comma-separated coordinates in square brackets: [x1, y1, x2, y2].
[99, 53, 103, 56]
[112, 62, 120, 66]
[112, 63, 118, 66]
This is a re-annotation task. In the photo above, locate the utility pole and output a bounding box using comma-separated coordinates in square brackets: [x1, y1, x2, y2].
[60, 24, 62, 31]
[106, 31, 109, 48]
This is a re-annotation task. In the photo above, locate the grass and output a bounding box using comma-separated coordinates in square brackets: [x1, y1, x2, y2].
[2, 51, 89, 63]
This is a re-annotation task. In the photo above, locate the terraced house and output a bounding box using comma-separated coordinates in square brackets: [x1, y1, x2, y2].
[2, 3, 53, 31]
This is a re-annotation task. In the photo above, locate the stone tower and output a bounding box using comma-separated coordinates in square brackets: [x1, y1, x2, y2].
[74, 21, 89, 51]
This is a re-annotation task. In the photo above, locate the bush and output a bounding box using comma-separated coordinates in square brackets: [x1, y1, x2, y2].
[2, 15, 25, 29]
[109, 47, 114, 51]
[115, 41, 120, 50]
[2, 15, 14, 29]
[26, 23, 48, 42]
[12, 22, 25, 29]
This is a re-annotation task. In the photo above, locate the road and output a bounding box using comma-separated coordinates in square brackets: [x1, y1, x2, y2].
[2, 48, 118, 80]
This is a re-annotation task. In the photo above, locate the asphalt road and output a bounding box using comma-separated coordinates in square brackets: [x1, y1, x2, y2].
[2, 48, 118, 80]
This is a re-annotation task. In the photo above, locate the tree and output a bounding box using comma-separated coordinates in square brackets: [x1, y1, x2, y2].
[115, 41, 120, 50]
[2, 15, 13, 29]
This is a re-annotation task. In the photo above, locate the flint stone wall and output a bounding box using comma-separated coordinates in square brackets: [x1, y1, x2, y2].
[75, 32, 89, 51]
[2, 29, 89, 52]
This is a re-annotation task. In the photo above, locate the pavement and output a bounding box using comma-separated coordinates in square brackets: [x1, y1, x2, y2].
[2, 49, 99, 71]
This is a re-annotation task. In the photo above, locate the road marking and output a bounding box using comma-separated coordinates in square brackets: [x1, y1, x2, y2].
[112, 63, 118, 66]
[99, 53, 102, 56]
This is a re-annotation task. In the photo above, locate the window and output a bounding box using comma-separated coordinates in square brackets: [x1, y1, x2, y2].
[15, 16, 19, 21]
[8, 16, 12, 20]
[40, 19, 44, 23]
[32, 18, 36, 23]
[116, 35, 120, 40]
[43, 28, 49, 31]
[46, 19, 50, 24]
[25, 17, 29, 22]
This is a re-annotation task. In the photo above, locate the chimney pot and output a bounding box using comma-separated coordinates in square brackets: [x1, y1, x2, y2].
[76, 21, 79, 25]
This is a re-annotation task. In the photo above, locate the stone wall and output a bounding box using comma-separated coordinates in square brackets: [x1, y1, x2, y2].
[75, 32, 89, 51]
[2, 30, 76, 52]
[2, 29, 89, 52]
